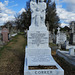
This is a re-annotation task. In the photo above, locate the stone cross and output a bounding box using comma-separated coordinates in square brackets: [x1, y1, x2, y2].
[57, 27, 60, 33]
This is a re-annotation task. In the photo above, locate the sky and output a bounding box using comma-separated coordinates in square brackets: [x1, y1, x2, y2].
[0, 0, 75, 27]
[55, 0, 75, 27]
[0, 0, 27, 26]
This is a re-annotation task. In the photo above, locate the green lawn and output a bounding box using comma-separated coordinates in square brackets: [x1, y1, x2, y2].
[0, 34, 26, 75]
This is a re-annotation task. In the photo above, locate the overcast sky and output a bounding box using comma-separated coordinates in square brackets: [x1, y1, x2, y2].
[0, 0, 75, 27]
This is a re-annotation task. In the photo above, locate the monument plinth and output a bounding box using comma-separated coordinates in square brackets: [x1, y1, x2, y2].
[24, 0, 64, 75]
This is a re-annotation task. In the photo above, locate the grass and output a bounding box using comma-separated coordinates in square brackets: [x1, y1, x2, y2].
[49, 43, 57, 47]
[0, 33, 26, 75]
[0, 34, 19, 57]
[0, 34, 75, 75]
[0, 45, 11, 57]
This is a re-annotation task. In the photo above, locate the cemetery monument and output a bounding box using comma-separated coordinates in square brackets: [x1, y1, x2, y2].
[0, 26, 2, 40]
[24, 0, 64, 75]
[56, 27, 60, 44]
[69, 21, 75, 44]
[56, 27, 67, 45]
[1, 27, 9, 43]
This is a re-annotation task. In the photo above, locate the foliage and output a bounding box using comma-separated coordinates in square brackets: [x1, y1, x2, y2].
[4, 21, 12, 27]
[15, 0, 31, 31]
[4, 0, 60, 31]
[21, 9, 31, 30]
[49, 43, 57, 47]
[46, 0, 60, 32]
[4, 21, 13, 32]
[60, 26, 71, 32]
[15, 13, 22, 31]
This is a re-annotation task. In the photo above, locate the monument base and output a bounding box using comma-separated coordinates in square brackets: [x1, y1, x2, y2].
[24, 47, 64, 75]
[24, 54, 64, 75]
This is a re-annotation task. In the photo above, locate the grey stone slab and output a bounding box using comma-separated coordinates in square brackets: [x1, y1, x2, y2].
[57, 50, 75, 66]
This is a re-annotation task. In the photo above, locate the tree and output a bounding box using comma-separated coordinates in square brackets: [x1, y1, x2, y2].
[60, 26, 70, 32]
[21, 10, 31, 30]
[46, 0, 60, 32]
[14, 0, 60, 31]
[15, 13, 22, 30]
[25, 0, 31, 11]
[4, 21, 13, 32]
[14, 0, 31, 31]
[21, 0, 31, 30]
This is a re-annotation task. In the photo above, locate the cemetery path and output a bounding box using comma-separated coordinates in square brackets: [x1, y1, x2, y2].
[0, 34, 26, 75]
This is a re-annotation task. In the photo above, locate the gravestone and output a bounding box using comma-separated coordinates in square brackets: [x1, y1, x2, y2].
[49, 32, 53, 43]
[1, 27, 9, 43]
[56, 28, 67, 45]
[69, 48, 75, 56]
[69, 33, 75, 45]
[73, 33, 75, 44]
[0, 26, 2, 40]
[60, 33, 67, 44]
[56, 27, 60, 44]
[69, 22, 75, 44]
[0, 26, 3, 45]
[24, 0, 64, 75]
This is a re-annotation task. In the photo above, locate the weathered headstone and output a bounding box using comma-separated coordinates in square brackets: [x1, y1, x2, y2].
[60, 33, 67, 44]
[69, 33, 75, 44]
[24, 0, 64, 75]
[56, 28, 67, 45]
[69, 48, 75, 56]
[56, 27, 60, 44]
[73, 33, 75, 44]
[70, 22, 75, 33]
[0, 26, 3, 45]
[69, 21, 75, 44]
[1, 27, 9, 43]
[0, 26, 2, 40]
[49, 32, 53, 43]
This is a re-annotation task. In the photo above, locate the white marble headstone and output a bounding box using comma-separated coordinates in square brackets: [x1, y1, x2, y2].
[27, 1, 52, 66]
[24, 1, 64, 75]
